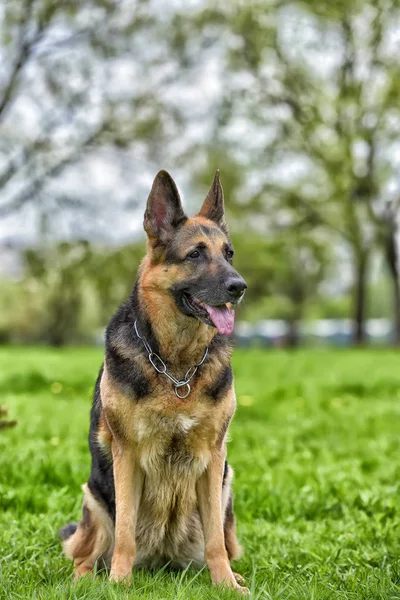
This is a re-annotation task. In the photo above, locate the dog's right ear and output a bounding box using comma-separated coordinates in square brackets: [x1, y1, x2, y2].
[198, 169, 225, 226]
[144, 170, 187, 243]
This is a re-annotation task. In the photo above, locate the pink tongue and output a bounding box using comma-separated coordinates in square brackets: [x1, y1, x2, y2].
[205, 304, 235, 335]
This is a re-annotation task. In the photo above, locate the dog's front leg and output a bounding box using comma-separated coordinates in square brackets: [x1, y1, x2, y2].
[110, 440, 143, 583]
[197, 450, 248, 594]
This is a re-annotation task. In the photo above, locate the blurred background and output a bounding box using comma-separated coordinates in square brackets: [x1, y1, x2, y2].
[0, 0, 399, 348]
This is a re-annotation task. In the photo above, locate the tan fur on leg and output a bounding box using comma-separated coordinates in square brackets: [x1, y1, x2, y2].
[109, 441, 143, 583]
[197, 451, 248, 594]
[222, 465, 243, 562]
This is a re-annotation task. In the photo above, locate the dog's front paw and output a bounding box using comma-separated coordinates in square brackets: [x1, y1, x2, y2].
[230, 572, 249, 594]
[222, 575, 249, 595]
[110, 555, 134, 585]
[233, 572, 246, 585]
[219, 577, 250, 595]
[210, 561, 250, 595]
[232, 582, 250, 595]
[109, 569, 131, 585]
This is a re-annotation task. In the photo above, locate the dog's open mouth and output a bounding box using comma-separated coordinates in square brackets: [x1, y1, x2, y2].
[182, 293, 235, 335]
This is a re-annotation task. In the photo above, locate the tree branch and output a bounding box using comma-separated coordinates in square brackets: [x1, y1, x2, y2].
[0, 0, 43, 123]
[0, 114, 63, 190]
[0, 124, 107, 217]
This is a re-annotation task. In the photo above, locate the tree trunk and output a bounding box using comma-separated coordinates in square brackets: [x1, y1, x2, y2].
[286, 281, 304, 348]
[384, 225, 400, 345]
[286, 320, 300, 348]
[353, 254, 368, 345]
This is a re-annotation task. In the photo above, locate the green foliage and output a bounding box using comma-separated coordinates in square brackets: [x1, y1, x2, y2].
[1, 347, 400, 598]
[0, 235, 392, 343]
[23, 242, 91, 346]
[231, 230, 330, 321]
[83, 242, 146, 323]
[2, 241, 145, 345]
[309, 294, 352, 320]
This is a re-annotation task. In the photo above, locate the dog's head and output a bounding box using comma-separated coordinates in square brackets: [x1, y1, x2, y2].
[142, 170, 247, 335]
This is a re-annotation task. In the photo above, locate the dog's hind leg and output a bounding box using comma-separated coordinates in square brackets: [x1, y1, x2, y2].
[222, 463, 243, 562]
[60, 484, 114, 579]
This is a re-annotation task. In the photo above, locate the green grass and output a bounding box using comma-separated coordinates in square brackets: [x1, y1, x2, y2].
[1, 347, 400, 599]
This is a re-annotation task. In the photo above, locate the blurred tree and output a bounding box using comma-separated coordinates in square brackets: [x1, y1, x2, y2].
[296, 0, 400, 344]
[171, 0, 400, 344]
[367, 272, 393, 319]
[23, 241, 91, 345]
[0, 0, 181, 223]
[309, 294, 352, 320]
[18, 240, 145, 345]
[231, 228, 330, 346]
[378, 200, 400, 342]
[85, 241, 145, 324]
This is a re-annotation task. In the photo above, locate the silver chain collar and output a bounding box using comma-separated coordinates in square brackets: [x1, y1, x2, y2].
[134, 320, 209, 399]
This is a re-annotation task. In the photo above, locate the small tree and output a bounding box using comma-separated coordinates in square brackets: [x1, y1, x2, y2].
[231, 227, 330, 346]
[23, 242, 90, 345]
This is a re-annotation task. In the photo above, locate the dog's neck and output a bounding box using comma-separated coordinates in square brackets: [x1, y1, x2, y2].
[134, 280, 217, 371]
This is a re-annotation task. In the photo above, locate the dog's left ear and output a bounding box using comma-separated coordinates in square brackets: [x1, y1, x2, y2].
[198, 170, 225, 226]
[144, 170, 187, 243]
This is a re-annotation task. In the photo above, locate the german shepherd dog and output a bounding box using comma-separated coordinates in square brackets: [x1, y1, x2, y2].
[59, 170, 248, 593]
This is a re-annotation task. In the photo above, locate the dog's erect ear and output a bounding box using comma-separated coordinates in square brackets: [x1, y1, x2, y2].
[144, 170, 187, 242]
[198, 170, 225, 225]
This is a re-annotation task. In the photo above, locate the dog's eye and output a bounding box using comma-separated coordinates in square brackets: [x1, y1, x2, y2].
[226, 249, 234, 259]
[188, 250, 200, 259]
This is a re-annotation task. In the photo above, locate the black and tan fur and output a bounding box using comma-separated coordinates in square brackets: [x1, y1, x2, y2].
[59, 170, 248, 593]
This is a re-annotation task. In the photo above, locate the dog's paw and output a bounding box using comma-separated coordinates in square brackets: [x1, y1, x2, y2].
[110, 561, 133, 585]
[213, 571, 250, 595]
[231, 582, 250, 595]
[110, 553, 134, 584]
[109, 570, 131, 585]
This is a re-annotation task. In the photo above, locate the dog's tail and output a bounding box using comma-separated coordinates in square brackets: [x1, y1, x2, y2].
[59, 522, 78, 541]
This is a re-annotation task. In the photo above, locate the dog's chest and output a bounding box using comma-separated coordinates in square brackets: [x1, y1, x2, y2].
[136, 412, 198, 440]
[133, 407, 211, 478]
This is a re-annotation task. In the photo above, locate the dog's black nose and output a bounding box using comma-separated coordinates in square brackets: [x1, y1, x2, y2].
[226, 277, 247, 299]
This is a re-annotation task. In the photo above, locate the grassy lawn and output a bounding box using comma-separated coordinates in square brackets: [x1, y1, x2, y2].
[1, 346, 400, 599]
